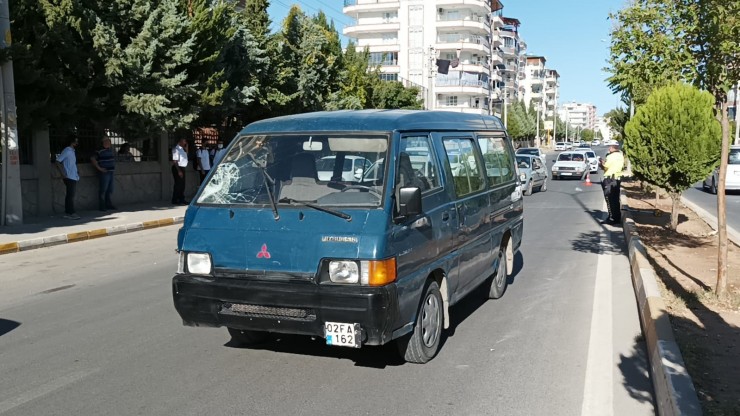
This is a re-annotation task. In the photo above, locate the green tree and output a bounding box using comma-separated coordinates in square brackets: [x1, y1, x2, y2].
[326, 42, 376, 110]
[581, 129, 595, 143]
[624, 83, 721, 230]
[370, 81, 423, 110]
[605, 107, 629, 141]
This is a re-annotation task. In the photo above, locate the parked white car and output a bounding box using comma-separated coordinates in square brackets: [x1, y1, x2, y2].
[555, 142, 566, 151]
[579, 148, 600, 173]
[316, 155, 372, 182]
[551, 151, 589, 180]
[703, 145, 740, 194]
[516, 147, 547, 165]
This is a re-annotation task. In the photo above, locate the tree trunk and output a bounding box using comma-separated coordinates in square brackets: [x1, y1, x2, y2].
[669, 192, 680, 231]
[655, 189, 660, 208]
[716, 100, 730, 296]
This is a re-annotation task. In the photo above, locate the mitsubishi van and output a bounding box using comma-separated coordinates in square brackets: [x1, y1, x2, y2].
[172, 110, 524, 363]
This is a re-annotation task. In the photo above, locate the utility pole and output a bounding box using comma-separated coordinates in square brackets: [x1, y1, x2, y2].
[565, 111, 569, 143]
[535, 103, 540, 147]
[0, 0, 22, 225]
[426, 46, 435, 111]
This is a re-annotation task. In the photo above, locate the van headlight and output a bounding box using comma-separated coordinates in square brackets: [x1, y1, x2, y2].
[329, 261, 359, 284]
[186, 252, 212, 275]
[519, 173, 526, 181]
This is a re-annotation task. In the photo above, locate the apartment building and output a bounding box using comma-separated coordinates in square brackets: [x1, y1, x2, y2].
[520, 56, 559, 133]
[559, 102, 597, 131]
[543, 69, 560, 131]
[498, 17, 525, 104]
[343, 0, 505, 115]
[595, 116, 613, 142]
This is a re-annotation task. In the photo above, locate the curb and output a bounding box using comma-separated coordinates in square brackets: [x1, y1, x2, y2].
[620, 195, 702, 416]
[0, 216, 184, 256]
[680, 195, 740, 246]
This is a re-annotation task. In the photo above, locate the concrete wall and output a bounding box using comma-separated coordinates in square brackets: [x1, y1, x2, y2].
[19, 130, 200, 218]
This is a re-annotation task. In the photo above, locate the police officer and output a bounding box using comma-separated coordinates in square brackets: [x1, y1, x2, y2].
[599, 144, 624, 225]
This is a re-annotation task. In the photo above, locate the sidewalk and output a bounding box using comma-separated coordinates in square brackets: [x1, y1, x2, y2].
[0, 203, 187, 255]
[681, 196, 740, 246]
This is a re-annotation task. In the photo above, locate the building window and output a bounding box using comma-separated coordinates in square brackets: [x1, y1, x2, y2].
[379, 73, 398, 81]
[382, 11, 398, 23]
[381, 33, 397, 44]
[369, 52, 398, 65]
[504, 37, 514, 48]
[446, 96, 458, 106]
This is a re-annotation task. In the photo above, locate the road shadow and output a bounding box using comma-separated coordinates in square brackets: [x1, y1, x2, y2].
[642, 252, 740, 414]
[618, 334, 655, 408]
[0, 319, 21, 337]
[225, 333, 406, 369]
[570, 230, 625, 255]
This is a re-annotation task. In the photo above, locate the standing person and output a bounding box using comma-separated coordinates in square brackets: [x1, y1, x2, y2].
[171, 138, 189, 205]
[599, 144, 625, 225]
[117, 142, 134, 162]
[196, 144, 211, 184]
[91, 137, 117, 211]
[213, 141, 228, 166]
[55, 135, 81, 219]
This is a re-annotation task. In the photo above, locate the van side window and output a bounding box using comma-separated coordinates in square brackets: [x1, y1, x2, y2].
[399, 135, 440, 193]
[480, 137, 515, 186]
[443, 138, 485, 197]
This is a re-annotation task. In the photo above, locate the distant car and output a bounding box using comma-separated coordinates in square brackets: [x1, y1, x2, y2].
[516, 147, 547, 165]
[591, 139, 601, 146]
[555, 142, 566, 151]
[565, 142, 574, 150]
[702, 145, 740, 194]
[316, 155, 372, 182]
[582, 150, 599, 173]
[551, 151, 589, 180]
[572, 141, 581, 148]
[516, 155, 548, 195]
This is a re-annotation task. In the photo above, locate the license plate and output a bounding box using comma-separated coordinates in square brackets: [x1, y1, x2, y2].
[324, 322, 361, 348]
[561, 172, 572, 175]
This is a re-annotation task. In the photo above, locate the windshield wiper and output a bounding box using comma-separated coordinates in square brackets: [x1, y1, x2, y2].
[279, 198, 352, 222]
[247, 153, 279, 220]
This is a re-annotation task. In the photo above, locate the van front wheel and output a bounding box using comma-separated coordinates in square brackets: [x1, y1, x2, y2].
[489, 242, 510, 299]
[227, 327, 268, 346]
[397, 280, 443, 364]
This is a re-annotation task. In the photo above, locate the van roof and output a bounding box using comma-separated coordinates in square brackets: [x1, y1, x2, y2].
[241, 110, 506, 134]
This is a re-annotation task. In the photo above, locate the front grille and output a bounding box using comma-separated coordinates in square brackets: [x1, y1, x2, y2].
[559, 167, 576, 171]
[220, 303, 316, 321]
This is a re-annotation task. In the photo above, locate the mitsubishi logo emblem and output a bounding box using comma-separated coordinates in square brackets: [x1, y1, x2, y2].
[256, 244, 271, 259]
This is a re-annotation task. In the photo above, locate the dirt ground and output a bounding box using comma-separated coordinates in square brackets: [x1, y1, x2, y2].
[622, 181, 740, 415]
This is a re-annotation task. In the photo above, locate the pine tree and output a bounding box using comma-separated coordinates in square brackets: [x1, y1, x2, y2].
[624, 82, 721, 229]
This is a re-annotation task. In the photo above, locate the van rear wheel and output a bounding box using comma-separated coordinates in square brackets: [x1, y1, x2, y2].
[397, 280, 443, 364]
[227, 327, 268, 346]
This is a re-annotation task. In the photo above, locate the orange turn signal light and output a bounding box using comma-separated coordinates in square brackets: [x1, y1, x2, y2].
[366, 258, 397, 286]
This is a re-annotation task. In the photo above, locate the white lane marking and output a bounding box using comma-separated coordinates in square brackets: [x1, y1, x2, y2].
[581, 202, 614, 416]
[0, 369, 98, 414]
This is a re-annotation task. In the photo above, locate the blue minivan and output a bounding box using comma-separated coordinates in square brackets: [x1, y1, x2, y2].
[172, 110, 524, 363]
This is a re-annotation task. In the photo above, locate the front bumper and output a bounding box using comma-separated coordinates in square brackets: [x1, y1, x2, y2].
[172, 274, 400, 346]
[552, 170, 584, 178]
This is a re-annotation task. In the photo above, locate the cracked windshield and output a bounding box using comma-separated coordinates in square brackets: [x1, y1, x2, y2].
[197, 134, 388, 206]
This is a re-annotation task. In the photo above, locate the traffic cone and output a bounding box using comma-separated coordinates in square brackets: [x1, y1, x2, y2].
[585, 172, 592, 186]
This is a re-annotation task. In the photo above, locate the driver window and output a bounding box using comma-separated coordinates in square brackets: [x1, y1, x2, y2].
[399, 135, 441, 193]
[532, 159, 541, 169]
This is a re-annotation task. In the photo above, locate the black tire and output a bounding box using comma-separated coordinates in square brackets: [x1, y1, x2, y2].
[711, 178, 718, 195]
[488, 240, 510, 299]
[540, 178, 548, 192]
[397, 280, 443, 364]
[227, 327, 268, 346]
[524, 180, 533, 196]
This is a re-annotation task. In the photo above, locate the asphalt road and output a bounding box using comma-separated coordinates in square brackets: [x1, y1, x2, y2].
[0, 166, 655, 416]
[684, 183, 740, 234]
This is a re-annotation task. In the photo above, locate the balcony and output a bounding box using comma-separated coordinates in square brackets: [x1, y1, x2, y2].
[343, 0, 400, 13]
[437, 14, 490, 33]
[435, 79, 490, 95]
[343, 22, 400, 36]
[491, 14, 504, 29]
[436, 34, 490, 54]
[437, 0, 492, 13]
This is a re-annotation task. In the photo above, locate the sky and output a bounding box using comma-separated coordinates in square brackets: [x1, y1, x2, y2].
[265, 0, 627, 116]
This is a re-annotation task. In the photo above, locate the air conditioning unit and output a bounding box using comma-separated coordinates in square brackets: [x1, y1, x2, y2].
[438, 8, 444, 14]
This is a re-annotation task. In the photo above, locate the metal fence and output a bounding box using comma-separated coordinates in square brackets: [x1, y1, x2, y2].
[49, 123, 159, 163]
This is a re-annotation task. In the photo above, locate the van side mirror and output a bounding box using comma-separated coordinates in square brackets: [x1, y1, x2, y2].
[397, 187, 422, 218]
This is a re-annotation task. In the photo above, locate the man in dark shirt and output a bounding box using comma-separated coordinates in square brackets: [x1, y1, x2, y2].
[91, 137, 117, 211]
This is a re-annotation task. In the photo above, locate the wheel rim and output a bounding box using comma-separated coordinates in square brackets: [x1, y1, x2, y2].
[542, 178, 547, 190]
[495, 250, 506, 288]
[421, 293, 440, 348]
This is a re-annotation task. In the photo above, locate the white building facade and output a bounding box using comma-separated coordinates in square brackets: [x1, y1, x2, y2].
[559, 102, 597, 131]
[343, 0, 505, 115]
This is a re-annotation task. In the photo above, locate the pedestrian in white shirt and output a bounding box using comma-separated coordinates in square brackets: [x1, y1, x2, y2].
[196, 145, 211, 184]
[213, 141, 228, 166]
[55, 135, 81, 219]
[171, 138, 189, 205]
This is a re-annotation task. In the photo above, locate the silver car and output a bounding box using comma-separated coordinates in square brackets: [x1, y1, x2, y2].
[516, 155, 548, 195]
[703, 145, 740, 194]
